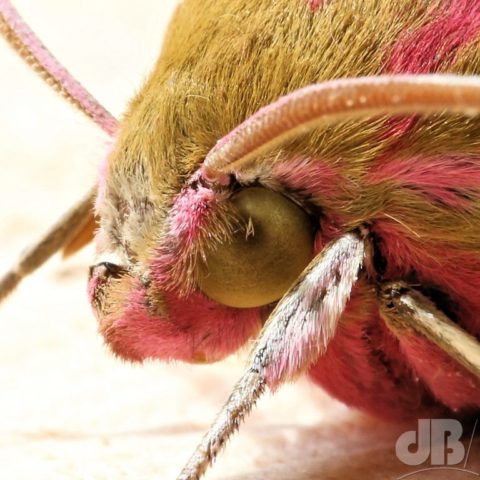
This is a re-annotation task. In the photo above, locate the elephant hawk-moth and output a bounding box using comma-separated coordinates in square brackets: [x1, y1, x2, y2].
[1, 1, 480, 479]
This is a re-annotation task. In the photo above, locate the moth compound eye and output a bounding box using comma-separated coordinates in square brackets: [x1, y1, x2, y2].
[198, 187, 314, 308]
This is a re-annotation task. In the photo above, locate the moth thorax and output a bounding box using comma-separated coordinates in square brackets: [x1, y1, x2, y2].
[197, 187, 314, 308]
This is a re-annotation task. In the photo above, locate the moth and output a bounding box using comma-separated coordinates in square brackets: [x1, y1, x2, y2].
[2, 0, 480, 479]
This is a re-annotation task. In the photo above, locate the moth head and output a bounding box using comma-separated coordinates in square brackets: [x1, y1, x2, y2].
[86, 1, 329, 365]
[90, 124, 316, 363]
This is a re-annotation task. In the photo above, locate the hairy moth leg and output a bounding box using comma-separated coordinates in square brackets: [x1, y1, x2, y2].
[0, 188, 95, 303]
[379, 282, 480, 379]
[177, 232, 365, 480]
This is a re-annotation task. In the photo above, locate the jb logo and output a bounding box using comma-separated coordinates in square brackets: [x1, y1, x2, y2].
[395, 419, 478, 478]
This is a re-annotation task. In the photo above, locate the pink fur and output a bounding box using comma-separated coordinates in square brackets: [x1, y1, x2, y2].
[386, 0, 480, 75]
[382, 0, 480, 139]
[309, 289, 449, 421]
[273, 157, 347, 206]
[93, 180, 264, 364]
[306, 0, 325, 12]
[99, 280, 262, 363]
[368, 155, 480, 209]
[151, 183, 230, 291]
[169, 185, 217, 241]
[265, 202, 480, 419]
[267, 155, 480, 418]
[397, 332, 480, 412]
[372, 221, 480, 335]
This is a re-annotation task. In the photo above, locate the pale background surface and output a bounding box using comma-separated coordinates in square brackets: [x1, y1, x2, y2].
[0, 1, 478, 479]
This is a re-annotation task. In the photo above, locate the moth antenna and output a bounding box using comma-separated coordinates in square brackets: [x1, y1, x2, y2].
[177, 232, 365, 480]
[0, 187, 95, 304]
[0, 0, 117, 135]
[379, 282, 480, 379]
[202, 74, 480, 182]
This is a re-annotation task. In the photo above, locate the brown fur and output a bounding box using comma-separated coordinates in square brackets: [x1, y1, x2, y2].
[100, 0, 480, 272]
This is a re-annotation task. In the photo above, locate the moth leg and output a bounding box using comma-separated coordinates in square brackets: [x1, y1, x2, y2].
[0, 187, 95, 303]
[378, 281, 480, 379]
[62, 211, 97, 258]
[177, 232, 365, 480]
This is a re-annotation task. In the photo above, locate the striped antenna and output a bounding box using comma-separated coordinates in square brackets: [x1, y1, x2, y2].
[0, 0, 117, 135]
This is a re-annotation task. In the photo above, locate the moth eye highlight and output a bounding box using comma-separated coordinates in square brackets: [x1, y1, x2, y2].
[198, 187, 314, 308]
